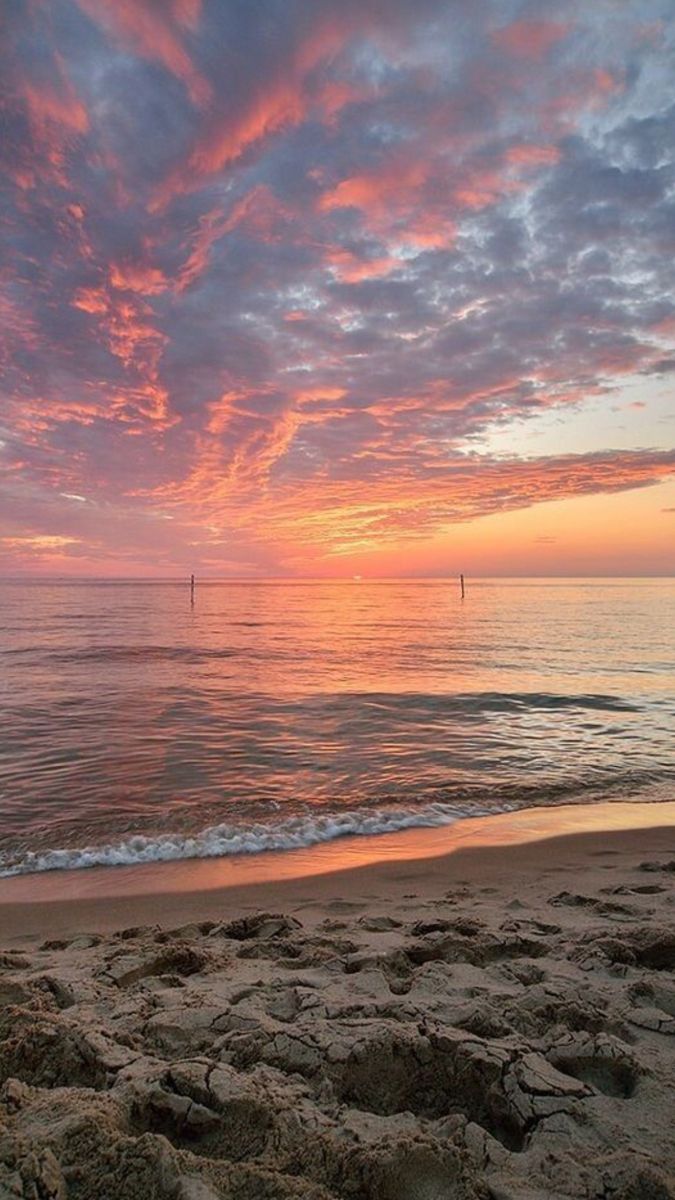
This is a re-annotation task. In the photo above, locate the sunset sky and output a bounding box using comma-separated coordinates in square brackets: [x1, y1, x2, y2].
[2, 0, 674, 577]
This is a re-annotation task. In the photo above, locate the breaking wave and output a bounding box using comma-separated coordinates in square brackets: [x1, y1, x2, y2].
[0, 801, 496, 878]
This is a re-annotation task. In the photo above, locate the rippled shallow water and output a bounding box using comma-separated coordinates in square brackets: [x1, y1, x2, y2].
[0, 578, 673, 876]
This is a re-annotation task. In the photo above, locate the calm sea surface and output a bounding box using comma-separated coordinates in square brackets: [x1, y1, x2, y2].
[0, 578, 673, 876]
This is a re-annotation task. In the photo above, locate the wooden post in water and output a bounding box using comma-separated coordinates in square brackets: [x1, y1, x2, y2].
[460, 573, 465, 599]
[190, 573, 195, 605]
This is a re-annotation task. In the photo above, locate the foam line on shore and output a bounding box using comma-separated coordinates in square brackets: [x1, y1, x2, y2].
[0, 801, 501, 877]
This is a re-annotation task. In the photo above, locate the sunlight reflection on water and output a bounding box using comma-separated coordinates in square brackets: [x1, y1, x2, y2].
[0, 578, 673, 875]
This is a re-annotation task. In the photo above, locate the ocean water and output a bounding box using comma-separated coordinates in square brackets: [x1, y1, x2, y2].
[0, 578, 673, 877]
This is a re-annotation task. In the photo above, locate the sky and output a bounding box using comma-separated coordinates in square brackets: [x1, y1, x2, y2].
[1, 0, 674, 577]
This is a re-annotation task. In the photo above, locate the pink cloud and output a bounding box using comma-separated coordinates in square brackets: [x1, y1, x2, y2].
[505, 143, 561, 168]
[109, 262, 169, 295]
[325, 249, 398, 283]
[542, 67, 624, 131]
[151, 9, 383, 210]
[7, 54, 89, 187]
[176, 187, 291, 291]
[492, 20, 570, 60]
[319, 159, 428, 215]
[75, 0, 211, 106]
[72, 284, 174, 430]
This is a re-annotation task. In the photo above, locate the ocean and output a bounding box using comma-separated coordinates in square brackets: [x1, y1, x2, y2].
[0, 578, 673, 878]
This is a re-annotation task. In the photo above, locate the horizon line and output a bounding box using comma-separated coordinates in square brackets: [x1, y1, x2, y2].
[1, 573, 674, 584]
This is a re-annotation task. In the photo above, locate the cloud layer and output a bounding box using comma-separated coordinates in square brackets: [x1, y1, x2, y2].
[1, 0, 674, 572]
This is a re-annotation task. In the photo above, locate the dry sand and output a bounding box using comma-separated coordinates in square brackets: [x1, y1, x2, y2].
[0, 807, 674, 1199]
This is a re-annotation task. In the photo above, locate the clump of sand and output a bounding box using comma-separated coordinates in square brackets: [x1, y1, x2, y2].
[1, 844, 674, 1198]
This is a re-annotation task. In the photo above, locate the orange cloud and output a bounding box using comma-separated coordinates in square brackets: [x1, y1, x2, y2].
[72, 287, 108, 315]
[188, 81, 304, 180]
[244, 450, 675, 559]
[109, 262, 169, 295]
[75, 0, 210, 106]
[8, 395, 106, 437]
[1, 535, 80, 552]
[177, 206, 232, 292]
[319, 141, 555, 240]
[176, 187, 289, 291]
[325, 248, 398, 282]
[72, 283, 174, 429]
[23, 79, 88, 136]
[152, 10, 378, 209]
[404, 212, 457, 249]
[452, 165, 519, 211]
[314, 77, 377, 124]
[318, 156, 458, 247]
[10, 54, 89, 186]
[150, 386, 349, 516]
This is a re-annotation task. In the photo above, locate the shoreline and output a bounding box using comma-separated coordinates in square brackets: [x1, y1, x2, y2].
[1, 800, 674, 1197]
[1, 799, 673, 942]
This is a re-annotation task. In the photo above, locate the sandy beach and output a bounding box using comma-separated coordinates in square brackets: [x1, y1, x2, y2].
[0, 805, 674, 1199]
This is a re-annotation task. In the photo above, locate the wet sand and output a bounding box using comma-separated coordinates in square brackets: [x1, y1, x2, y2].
[1, 800, 674, 941]
[0, 804, 674, 1198]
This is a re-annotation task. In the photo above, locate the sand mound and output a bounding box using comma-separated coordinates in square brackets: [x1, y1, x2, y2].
[1, 849, 675, 1198]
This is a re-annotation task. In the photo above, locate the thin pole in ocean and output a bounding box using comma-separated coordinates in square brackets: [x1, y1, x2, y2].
[460, 573, 465, 599]
[190, 573, 195, 605]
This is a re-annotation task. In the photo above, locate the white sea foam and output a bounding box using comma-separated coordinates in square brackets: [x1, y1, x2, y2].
[0, 801, 502, 878]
